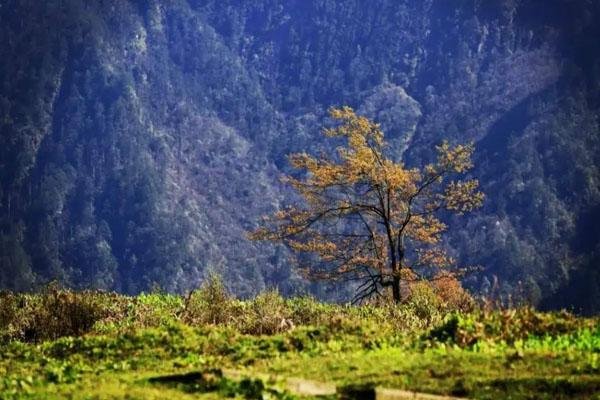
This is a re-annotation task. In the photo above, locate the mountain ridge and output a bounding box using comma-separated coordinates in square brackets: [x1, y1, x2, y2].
[1, 0, 599, 312]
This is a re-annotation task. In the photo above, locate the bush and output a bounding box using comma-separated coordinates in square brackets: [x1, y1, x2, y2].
[428, 307, 590, 347]
[403, 281, 443, 324]
[240, 289, 292, 335]
[181, 274, 233, 326]
[431, 272, 475, 312]
[0, 291, 22, 341]
[0, 284, 111, 342]
[125, 293, 183, 328]
[287, 296, 337, 326]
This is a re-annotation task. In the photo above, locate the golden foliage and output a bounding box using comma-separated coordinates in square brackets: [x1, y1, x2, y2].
[445, 179, 485, 213]
[250, 107, 484, 302]
[431, 271, 475, 312]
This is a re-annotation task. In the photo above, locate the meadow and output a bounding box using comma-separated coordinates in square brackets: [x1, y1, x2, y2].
[1, 279, 599, 399]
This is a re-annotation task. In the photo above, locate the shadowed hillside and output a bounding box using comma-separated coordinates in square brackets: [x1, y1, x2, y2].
[1, 0, 599, 312]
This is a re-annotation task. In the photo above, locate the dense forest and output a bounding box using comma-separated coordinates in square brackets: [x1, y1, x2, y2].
[0, 0, 599, 313]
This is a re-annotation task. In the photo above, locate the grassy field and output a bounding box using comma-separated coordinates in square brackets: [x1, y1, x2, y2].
[1, 282, 599, 399]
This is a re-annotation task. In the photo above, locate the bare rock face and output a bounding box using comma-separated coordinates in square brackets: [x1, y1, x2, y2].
[359, 83, 422, 158]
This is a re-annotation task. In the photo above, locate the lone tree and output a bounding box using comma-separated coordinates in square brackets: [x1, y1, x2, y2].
[250, 107, 484, 303]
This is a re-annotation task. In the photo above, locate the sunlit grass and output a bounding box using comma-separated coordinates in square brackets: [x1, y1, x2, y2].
[1, 287, 598, 399]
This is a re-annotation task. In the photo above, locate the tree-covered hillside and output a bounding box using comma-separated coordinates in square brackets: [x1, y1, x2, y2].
[1, 0, 599, 312]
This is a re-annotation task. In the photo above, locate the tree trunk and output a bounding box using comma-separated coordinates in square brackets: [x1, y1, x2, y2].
[392, 241, 406, 304]
[390, 255, 401, 303]
[389, 250, 401, 303]
[384, 225, 400, 303]
[392, 274, 401, 303]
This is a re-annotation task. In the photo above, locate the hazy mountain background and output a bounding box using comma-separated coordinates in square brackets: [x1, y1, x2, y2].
[1, 0, 599, 313]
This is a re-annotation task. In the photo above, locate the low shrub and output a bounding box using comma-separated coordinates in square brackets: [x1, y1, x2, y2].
[239, 289, 292, 335]
[0, 284, 111, 342]
[403, 281, 443, 324]
[0, 291, 22, 341]
[181, 274, 233, 326]
[431, 272, 475, 313]
[3, 281, 594, 351]
[286, 296, 335, 326]
[428, 307, 592, 347]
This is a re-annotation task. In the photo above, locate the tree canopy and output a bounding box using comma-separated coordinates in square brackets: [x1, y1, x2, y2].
[251, 107, 484, 302]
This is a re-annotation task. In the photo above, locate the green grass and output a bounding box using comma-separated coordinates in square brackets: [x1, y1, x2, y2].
[0, 286, 598, 399]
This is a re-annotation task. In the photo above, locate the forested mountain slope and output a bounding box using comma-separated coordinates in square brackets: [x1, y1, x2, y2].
[1, 0, 598, 312]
